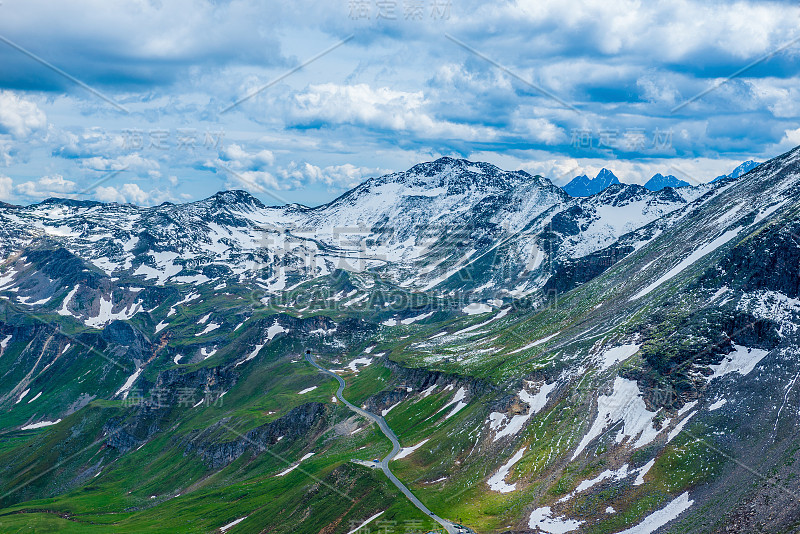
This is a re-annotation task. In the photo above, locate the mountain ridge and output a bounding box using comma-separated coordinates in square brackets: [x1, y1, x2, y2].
[562, 168, 621, 197]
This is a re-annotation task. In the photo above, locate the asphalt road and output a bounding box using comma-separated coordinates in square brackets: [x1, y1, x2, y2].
[306, 353, 463, 534]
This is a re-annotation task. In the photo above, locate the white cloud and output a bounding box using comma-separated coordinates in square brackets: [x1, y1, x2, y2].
[219, 144, 275, 170]
[510, 116, 567, 145]
[288, 83, 498, 141]
[222, 170, 286, 196]
[0, 0, 795, 208]
[276, 161, 382, 188]
[509, 0, 798, 61]
[0, 175, 12, 200]
[15, 175, 76, 199]
[0, 91, 46, 138]
[95, 183, 171, 206]
[771, 127, 800, 154]
[0, 140, 12, 166]
[747, 78, 800, 119]
[0, 1, 288, 84]
[81, 154, 160, 172]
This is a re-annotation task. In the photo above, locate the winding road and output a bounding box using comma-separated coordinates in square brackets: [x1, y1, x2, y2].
[306, 353, 463, 534]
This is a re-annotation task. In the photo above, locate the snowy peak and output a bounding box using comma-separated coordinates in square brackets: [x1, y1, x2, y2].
[372, 157, 556, 194]
[644, 173, 690, 191]
[562, 168, 620, 197]
[712, 160, 762, 182]
[195, 190, 266, 211]
[595, 168, 619, 185]
[312, 157, 566, 230]
[729, 160, 761, 179]
[406, 156, 500, 177]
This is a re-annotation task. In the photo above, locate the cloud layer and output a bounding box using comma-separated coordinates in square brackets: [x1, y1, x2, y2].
[0, 0, 797, 205]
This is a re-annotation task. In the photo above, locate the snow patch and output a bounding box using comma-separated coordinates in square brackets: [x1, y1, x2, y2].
[346, 512, 385, 534]
[21, 419, 62, 430]
[558, 464, 630, 503]
[528, 506, 583, 533]
[276, 452, 315, 476]
[195, 322, 220, 336]
[491, 382, 556, 441]
[631, 228, 742, 300]
[634, 459, 656, 486]
[267, 321, 287, 340]
[115, 368, 143, 399]
[347, 357, 373, 373]
[445, 400, 468, 419]
[236, 344, 264, 367]
[382, 401, 402, 416]
[509, 333, 558, 354]
[401, 311, 433, 325]
[487, 447, 526, 493]
[462, 303, 492, 315]
[15, 388, 30, 404]
[394, 439, 430, 460]
[85, 296, 142, 328]
[436, 386, 467, 417]
[708, 344, 768, 380]
[597, 343, 641, 370]
[220, 517, 248, 532]
[571, 377, 661, 460]
[667, 408, 698, 443]
[615, 492, 693, 534]
[420, 384, 437, 398]
[708, 398, 727, 411]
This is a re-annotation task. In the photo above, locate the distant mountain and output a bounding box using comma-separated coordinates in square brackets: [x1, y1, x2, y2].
[643, 173, 690, 191]
[713, 160, 761, 182]
[562, 168, 620, 196]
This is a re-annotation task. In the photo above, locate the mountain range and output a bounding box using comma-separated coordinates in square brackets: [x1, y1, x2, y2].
[562, 161, 760, 197]
[0, 147, 797, 533]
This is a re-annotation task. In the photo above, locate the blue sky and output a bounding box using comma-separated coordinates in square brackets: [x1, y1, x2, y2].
[0, 0, 799, 207]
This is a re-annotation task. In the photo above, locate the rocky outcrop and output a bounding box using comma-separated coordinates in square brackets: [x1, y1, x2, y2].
[185, 402, 328, 469]
[627, 308, 781, 409]
[699, 220, 800, 298]
[543, 243, 636, 294]
[361, 357, 497, 414]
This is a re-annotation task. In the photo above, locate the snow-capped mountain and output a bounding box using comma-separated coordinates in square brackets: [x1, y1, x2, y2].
[712, 159, 761, 182]
[0, 157, 714, 325]
[643, 173, 690, 190]
[562, 168, 621, 196]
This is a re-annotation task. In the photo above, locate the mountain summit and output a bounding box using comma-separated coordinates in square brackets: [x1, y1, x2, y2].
[562, 168, 620, 197]
[713, 159, 761, 182]
[643, 173, 690, 191]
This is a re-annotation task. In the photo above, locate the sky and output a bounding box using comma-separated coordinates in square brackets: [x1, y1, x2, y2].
[0, 0, 799, 207]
